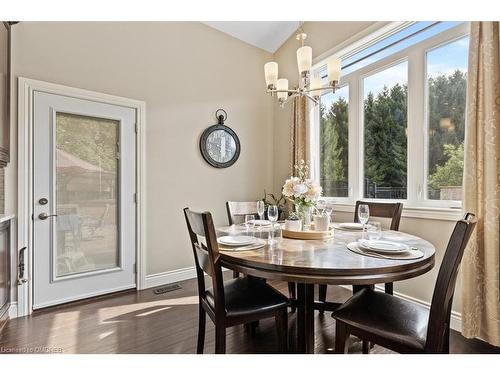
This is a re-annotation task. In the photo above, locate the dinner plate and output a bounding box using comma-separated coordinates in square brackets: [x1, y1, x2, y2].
[249, 219, 271, 226]
[218, 235, 256, 246]
[358, 239, 409, 254]
[334, 222, 364, 231]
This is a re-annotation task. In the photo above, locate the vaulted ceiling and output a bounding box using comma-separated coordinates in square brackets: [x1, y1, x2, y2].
[202, 21, 300, 53]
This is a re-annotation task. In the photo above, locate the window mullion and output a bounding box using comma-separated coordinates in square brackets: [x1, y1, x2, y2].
[407, 48, 425, 207]
[349, 75, 360, 203]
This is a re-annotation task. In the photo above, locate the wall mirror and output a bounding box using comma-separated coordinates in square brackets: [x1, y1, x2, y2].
[200, 109, 240, 168]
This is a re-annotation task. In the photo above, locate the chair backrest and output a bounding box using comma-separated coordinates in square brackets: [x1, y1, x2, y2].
[183, 208, 225, 313]
[353, 200, 403, 230]
[425, 213, 476, 352]
[226, 201, 259, 225]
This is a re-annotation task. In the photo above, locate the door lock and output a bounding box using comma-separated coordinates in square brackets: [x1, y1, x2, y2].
[38, 212, 57, 220]
[39, 198, 48, 205]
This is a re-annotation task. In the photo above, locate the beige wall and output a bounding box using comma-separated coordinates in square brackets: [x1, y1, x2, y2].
[273, 21, 462, 314]
[9, 21, 274, 275]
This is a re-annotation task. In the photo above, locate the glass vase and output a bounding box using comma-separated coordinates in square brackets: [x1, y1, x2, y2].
[295, 204, 313, 227]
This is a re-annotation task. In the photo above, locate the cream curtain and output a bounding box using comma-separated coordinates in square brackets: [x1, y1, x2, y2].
[290, 96, 310, 176]
[461, 21, 500, 346]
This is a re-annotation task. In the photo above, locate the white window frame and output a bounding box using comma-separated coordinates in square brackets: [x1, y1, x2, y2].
[310, 22, 469, 218]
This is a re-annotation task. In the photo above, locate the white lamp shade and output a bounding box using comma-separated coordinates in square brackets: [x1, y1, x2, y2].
[310, 75, 322, 97]
[277, 78, 288, 100]
[297, 46, 312, 74]
[327, 57, 341, 83]
[264, 62, 278, 88]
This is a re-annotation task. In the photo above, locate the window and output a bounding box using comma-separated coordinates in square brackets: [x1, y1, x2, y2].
[426, 37, 469, 201]
[320, 86, 349, 197]
[363, 62, 408, 199]
[312, 21, 469, 209]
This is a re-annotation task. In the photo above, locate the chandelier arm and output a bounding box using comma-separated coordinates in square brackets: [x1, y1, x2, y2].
[267, 89, 301, 95]
[303, 85, 336, 94]
[303, 92, 320, 105]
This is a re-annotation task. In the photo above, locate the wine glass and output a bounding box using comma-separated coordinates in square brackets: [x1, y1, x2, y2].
[358, 204, 370, 236]
[267, 205, 279, 245]
[257, 200, 265, 220]
[245, 214, 255, 235]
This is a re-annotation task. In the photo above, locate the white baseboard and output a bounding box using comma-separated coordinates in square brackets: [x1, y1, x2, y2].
[8, 302, 18, 319]
[144, 266, 197, 290]
[339, 285, 462, 332]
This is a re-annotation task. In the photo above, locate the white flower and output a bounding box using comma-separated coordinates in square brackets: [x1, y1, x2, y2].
[293, 183, 308, 197]
[282, 177, 299, 197]
[282, 174, 322, 204]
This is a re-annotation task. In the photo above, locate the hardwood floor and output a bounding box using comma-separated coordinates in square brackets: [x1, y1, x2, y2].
[1, 273, 499, 354]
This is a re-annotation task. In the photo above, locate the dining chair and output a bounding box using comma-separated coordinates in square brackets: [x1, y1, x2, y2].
[332, 213, 476, 354]
[183, 207, 289, 354]
[318, 200, 404, 313]
[226, 201, 259, 278]
[226, 201, 297, 308]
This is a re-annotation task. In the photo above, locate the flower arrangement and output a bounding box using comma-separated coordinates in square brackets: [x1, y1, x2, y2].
[282, 160, 322, 224]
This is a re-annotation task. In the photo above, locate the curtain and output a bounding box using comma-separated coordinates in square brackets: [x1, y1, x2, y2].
[461, 21, 500, 346]
[290, 96, 310, 176]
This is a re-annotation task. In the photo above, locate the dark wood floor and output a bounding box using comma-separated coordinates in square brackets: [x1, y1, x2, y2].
[1, 273, 499, 354]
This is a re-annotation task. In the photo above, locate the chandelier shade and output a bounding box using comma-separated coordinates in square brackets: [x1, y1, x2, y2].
[327, 57, 341, 84]
[276, 78, 289, 101]
[296, 46, 312, 75]
[264, 62, 278, 89]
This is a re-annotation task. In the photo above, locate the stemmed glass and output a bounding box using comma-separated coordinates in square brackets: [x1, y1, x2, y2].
[267, 205, 279, 245]
[257, 200, 265, 220]
[245, 214, 255, 235]
[358, 204, 370, 237]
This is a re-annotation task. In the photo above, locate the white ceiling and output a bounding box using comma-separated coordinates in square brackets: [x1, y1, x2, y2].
[202, 21, 301, 53]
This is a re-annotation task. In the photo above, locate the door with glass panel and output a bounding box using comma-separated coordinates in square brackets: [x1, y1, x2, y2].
[33, 91, 136, 308]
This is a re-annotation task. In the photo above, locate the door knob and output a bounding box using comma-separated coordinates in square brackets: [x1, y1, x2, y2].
[38, 212, 57, 220]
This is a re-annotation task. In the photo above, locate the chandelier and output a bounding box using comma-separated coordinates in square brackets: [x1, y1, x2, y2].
[264, 30, 342, 107]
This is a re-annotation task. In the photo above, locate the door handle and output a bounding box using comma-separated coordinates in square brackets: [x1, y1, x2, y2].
[38, 212, 58, 220]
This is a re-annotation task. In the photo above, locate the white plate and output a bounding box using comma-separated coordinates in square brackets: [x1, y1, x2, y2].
[218, 235, 256, 247]
[336, 222, 364, 230]
[358, 239, 409, 254]
[249, 219, 271, 226]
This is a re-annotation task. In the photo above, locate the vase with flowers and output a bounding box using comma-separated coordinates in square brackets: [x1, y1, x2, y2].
[282, 160, 322, 227]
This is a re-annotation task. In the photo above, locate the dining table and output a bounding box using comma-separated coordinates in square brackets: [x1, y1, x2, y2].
[217, 224, 436, 354]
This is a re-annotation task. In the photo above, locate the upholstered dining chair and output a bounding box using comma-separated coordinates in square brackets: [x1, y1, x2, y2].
[332, 213, 476, 354]
[184, 207, 289, 354]
[318, 200, 404, 312]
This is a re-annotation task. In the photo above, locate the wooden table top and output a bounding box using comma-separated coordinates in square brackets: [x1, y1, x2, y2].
[217, 225, 436, 285]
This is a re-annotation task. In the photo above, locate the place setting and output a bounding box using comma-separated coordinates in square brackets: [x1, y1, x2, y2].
[346, 220, 423, 260]
[217, 234, 266, 251]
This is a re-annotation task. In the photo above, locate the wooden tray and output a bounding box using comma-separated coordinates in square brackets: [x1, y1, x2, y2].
[282, 227, 334, 240]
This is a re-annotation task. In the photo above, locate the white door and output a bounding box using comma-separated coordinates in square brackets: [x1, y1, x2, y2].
[33, 91, 136, 309]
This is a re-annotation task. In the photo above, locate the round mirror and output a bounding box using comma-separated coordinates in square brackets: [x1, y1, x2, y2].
[200, 125, 240, 168]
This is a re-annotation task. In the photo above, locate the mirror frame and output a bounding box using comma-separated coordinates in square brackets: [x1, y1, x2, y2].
[199, 124, 240, 169]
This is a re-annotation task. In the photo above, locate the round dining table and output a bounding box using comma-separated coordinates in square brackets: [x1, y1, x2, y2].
[217, 225, 436, 354]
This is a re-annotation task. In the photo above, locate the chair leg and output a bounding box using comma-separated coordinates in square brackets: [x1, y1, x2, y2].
[362, 340, 370, 354]
[250, 321, 259, 337]
[443, 324, 450, 354]
[275, 308, 289, 353]
[197, 304, 206, 354]
[384, 282, 394, 295]
[318, 284, 327, 314]
[288, 282, 296, 312]
[233, 271, 240, 278]
[335, 321, 349, 354]
[215, 326, 226, 354]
